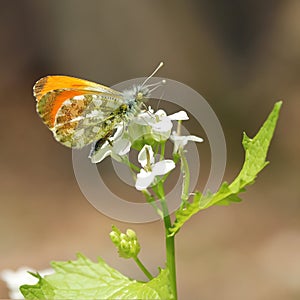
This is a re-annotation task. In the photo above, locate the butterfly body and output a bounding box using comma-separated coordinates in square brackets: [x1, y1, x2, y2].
[34, 75, 149, 148]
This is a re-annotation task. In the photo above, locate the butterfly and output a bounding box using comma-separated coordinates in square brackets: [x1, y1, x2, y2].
[34, 63, 164, 149]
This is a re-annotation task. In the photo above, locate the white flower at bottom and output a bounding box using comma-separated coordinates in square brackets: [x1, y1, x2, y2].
[135, 145, 175, 190]
[170, 132, 204, 153]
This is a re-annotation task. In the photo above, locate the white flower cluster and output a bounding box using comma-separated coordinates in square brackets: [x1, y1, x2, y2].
[89, 107, 203, 191]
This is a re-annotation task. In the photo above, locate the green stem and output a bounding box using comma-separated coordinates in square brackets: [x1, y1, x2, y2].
[133, 256, 154, 280]
[157, 184, 178, 300]
[179, 148, 190, 206]
[142, 190, 163, 218]
[122, 156, 140, 172]
[160, 142, 166, 160]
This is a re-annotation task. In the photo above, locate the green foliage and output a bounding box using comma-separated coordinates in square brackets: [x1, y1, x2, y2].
[20, 101, 281, 299]
[20, 253, 172, 300]
[169, 101, 282, 236]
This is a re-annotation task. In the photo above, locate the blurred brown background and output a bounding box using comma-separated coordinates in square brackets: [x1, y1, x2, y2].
[0, 1, 299, 299]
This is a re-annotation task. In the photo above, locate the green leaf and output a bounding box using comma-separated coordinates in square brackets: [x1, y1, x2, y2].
[20, 253, 172, 300]
[169, 101, 282, 236]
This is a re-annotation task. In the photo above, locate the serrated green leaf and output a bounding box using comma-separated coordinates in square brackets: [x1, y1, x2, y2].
[20, 253, 172, 300]
[169, 101, 282, 236]
[20, 273, 55, 300]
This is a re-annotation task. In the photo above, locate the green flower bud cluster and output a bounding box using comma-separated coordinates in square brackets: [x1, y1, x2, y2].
[109, 226, 141, 259]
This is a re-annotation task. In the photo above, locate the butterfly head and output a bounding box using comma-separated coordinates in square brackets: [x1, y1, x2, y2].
[123, 85, 150, 106]
[123, 62, 165, 106]
[136, 87, 149, 101]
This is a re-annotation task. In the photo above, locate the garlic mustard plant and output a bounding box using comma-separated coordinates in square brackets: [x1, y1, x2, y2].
[20, 95, 282, 299]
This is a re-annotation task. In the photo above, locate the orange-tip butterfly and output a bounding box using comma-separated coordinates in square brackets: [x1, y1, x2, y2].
[34, 62, 164, 149]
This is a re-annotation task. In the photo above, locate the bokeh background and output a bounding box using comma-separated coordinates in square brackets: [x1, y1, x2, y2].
[1, 1, 299, 299]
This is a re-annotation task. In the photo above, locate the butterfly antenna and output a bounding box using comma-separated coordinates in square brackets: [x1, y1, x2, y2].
[155, 82, 166, 111]
[141, 62, 164, 87]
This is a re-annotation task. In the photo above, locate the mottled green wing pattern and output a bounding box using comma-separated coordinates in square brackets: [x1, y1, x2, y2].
[53, 92, 127, 148]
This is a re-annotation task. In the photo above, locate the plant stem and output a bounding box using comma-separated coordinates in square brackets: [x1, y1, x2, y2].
[158, 186, 178, 300]
[179, 148, 190, 205]
[133, 256, 153, 280]
[122, 156, 140, 172]
[160, 142, 166, 160]
[142, 190, 163, 218]
[165, 225, 177, 299]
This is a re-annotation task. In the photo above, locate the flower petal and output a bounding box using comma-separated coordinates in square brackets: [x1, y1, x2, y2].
[138, 145, 154, 167]
[170, 134, 187, 152]
[152, 160, 175, 176]
[168, 111, 189, 120]
[135, 169, 155, 190]
[155, 109, 167, 118]
[170, 133, 203, 153]
[133, 112, 152, 125]
[152, 129, 171, 142]
[90, 146, 112, 163]
[185, 135, 204, 143]
[151, 117, 173, 132]
[147, 106, 154, 114]
[113, 138, 131, 155]
[89, 125, 127, 163]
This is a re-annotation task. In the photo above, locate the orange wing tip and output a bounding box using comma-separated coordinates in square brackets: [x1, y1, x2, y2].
[34, 76, 101, 99]
[33, 77, 49, 101]
[33, 75, 122, 102]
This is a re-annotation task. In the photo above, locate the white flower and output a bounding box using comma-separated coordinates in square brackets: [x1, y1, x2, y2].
[89, 126, 131, 163]
[133, 109, 189, 141]
[170, 131, 204, 153]
[135, 145, 175, 190]
[1, 267, 53, 299]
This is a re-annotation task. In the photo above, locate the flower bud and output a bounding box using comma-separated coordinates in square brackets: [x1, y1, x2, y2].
[109, 231, 120, 244]
[126, 229, 137, 240]
[120, 233, 127, 241]
[110, 226, 141, 259]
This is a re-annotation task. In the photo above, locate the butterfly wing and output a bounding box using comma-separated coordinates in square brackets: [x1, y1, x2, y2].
[34, 75, 121, 101]
[34, 76, 126, 148]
